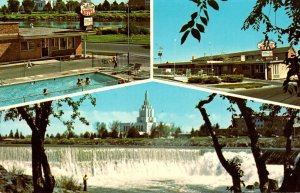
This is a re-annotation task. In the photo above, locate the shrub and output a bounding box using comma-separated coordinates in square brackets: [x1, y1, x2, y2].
[188, 76, 220, 84]
[96, 27, 119, 35]
[56, 176, 81, 191]
[204, 76, 221, 84]
[188, 76, 205, 83]
[221, 74, 244, 83]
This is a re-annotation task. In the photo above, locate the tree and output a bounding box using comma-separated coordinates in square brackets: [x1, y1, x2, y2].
[102, 0, 110, 11]
[43, 2, 52, 12]
[53, 0, 67, 13]
[3, 95, 95, 193]
[1, 5, 9, 14]
[14, 129, 20, 139]
[174, 127, 182, 138]
[22, 0, 34, 14]
[127, 126, 140, 138]
[8, 129, 14, 138]
[180, 0, 299, 45]
[197, 94, 244, 192]
[197, 93, 300, 192]
[110, 121, 121, 138]
[7, 0, 19, 13]
[118, 2, 126, 11]
[66, 0, 80, 12]
[111, 0, 118, 11]
[95, 122, 108, 138]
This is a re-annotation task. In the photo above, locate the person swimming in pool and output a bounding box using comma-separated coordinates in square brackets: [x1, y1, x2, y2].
[77, 78, 83, 86]
[43, 88, 48, 95]
[85, 77, 90, 85]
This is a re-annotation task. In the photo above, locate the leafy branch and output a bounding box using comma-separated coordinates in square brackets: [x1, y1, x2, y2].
[180, 0, 225, 44]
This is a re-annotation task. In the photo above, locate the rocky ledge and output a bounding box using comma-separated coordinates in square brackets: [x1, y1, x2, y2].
[0, 165, 33, 193]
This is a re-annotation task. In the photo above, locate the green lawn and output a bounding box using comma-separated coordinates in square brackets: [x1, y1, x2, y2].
[211, 82, 269, 89]
[87, 34, 150, 45]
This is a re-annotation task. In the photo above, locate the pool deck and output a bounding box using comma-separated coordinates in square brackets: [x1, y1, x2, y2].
[0, 67, 133, 86]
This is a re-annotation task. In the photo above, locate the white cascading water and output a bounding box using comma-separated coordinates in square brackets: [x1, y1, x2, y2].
[0, 146, 283, 191]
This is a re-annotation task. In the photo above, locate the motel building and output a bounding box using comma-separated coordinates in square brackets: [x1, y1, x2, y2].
[155, 46, 296, 80]
[0, 22, 85, 64]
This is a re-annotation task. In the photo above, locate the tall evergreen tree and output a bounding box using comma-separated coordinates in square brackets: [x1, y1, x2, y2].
[22, 0, 34, 14]
[7, 0, 19, 13]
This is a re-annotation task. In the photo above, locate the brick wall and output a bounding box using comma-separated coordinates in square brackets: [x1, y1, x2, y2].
[0, 39, 20, 62]
[20, 39, 42, 60]
[0, 23, 19, 35]
[75, 36, 82, 55]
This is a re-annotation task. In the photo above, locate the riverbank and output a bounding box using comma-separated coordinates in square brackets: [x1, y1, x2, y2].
[0, 11, 150, 22]
[1, 136, 299, 148]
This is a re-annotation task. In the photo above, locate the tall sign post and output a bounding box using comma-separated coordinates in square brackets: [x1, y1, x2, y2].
[258, 36, 277, 80]
[79, 0, 95, 58]
[79, 0, 95, 31]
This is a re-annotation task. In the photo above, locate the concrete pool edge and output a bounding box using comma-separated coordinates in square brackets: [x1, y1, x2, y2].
[0, 67, 129, 87]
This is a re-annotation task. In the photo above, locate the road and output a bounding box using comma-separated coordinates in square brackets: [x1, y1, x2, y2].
[86, 42, 150, 66]
[231, 86, 300, 106]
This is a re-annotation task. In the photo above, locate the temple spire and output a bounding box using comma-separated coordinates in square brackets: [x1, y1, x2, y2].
[144, 91, 149, 106]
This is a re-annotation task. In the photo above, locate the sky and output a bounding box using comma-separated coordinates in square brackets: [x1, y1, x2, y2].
[154, 0, 300, 63]
[0, 81, 263, 136]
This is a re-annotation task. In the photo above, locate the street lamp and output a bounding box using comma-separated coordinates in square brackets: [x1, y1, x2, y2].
[158, 47, 163, 64]
[127, 3, 130, 65]
[174, 39, 176, 77]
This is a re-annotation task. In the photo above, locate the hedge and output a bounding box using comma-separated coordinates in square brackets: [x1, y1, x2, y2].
[188, 76, 221, 84]
[220, 74, 244, 83]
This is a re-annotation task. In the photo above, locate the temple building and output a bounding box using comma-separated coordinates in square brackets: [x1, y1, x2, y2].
[120, 91, 157, 135]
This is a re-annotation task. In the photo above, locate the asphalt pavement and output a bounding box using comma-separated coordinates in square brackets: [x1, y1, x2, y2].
[86, 42, 150, 66]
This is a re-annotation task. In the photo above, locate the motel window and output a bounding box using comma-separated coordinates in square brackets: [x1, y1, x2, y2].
[67, 37, 75, 49]
[21, 41, 34, 51]
[242, 66, 249, 71]
[52, 38, 59, 50]
[60, 37, 67, 50]
[273, 64, 279, 75]
[255, 65, 264, 73]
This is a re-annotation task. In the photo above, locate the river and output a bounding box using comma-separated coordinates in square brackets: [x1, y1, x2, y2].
[0, 145, 283, 192]
[18, 21, 149, 29]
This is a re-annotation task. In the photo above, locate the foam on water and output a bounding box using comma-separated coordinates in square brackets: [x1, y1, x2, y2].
[0, 146, 283, 191]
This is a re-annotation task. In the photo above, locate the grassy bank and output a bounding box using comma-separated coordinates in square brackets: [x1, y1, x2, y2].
[211, 82, 269, 89]
[1, 136, 299, 148]
[87, 34, 150, 44]
[0, 11, 150, 22]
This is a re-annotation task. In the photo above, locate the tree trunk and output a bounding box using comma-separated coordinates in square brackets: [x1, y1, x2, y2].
[197, 94, 242, 192]
[17, 102, 55, 193]
[234, 99, 269, 193]
[32, 130, 55, 193]
[279, 110, 299, 191]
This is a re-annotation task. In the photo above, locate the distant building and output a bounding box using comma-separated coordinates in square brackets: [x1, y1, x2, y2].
[233, 115, 292, 136]
[120, 91, 157, 135]
[155, 46, 296, 80]
[0, 22, 84, 63]
[34, 0, 56, 11]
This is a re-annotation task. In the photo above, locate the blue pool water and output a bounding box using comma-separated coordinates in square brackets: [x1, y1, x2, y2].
[0, 73, 119, 107]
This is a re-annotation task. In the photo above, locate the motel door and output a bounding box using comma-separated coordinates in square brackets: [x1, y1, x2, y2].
[42, 39, 49, 57]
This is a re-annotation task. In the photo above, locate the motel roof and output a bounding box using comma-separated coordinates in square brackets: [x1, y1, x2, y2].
[155, 46, 293, 68]
[192, 46, 293, 62]
[19, 27, 92, 39]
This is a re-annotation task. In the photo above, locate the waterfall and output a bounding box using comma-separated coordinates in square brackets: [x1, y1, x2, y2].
[0, 146, 283, 190]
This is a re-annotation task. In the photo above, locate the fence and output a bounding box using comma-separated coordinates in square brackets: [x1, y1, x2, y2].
[0, 53, 132, 85]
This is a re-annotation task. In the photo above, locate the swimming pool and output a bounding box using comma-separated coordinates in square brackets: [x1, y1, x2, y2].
[0, 72, 119, 107]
